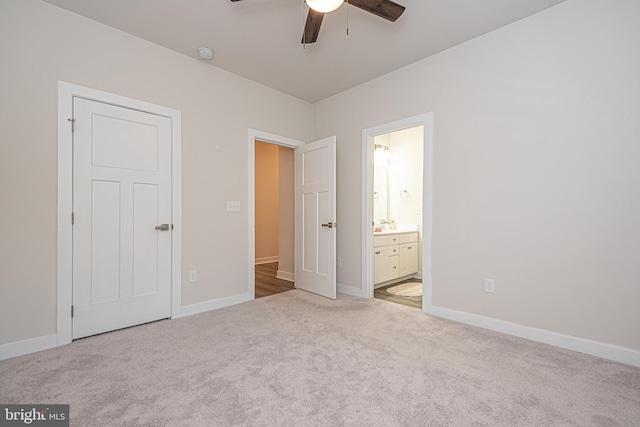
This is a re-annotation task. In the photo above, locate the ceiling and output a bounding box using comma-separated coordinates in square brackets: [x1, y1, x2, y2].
[42, 0, 566, 103]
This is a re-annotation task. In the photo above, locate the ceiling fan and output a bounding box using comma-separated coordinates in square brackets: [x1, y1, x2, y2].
[230, 0, 406, 44]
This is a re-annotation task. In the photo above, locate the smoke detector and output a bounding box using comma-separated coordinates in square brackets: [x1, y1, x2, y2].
[198, 47, 214, 60]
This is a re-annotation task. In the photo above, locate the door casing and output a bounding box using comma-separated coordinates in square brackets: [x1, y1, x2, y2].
[57, 81, 182, 346]
[361, 113, 434, 311]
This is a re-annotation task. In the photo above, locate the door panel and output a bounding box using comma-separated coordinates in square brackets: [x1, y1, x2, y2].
[295, 136, 336, 299]
[92, 113, 159, 171]
[73, 97, 172, 339]
[316, 191, 329, 276]
[302, 147, 328, 185]
[302, 192, 315, 273]
[91, 180, 121, 304]
[133, 183, 159, 297]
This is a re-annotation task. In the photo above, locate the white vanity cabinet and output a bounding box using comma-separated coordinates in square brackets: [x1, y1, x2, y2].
[373, 245, 390, 284]
[398, 233, 418, 277]
[373, 232, 418, 285]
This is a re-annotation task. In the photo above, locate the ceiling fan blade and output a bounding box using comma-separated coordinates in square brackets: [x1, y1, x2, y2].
[302, 9, 324, 44]
[347, 0, 405, 22]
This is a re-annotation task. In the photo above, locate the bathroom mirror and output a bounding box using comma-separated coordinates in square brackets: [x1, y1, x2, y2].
[372, 126, 424, 231]
[373, 164, 388, 225]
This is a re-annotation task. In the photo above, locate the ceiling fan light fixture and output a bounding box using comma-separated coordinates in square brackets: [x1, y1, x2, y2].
[306, 0, 344, 13]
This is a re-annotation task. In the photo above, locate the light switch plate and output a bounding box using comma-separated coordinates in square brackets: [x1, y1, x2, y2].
[227, 201, 240, 212]
[189, 270, 198, 283]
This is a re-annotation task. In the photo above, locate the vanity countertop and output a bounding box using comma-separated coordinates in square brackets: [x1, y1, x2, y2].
[373, 225, 418, 235]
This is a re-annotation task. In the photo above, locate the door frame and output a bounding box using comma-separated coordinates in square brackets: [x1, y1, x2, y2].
[57, 81, 182, 346]
[247, 129, 305, 299]
[361, 113, 433, 311]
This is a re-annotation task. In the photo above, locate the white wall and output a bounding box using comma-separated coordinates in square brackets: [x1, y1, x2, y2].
[0, 0, 313, 346]
[314, 0, 640, 351]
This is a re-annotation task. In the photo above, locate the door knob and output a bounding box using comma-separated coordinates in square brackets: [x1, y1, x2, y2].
[155, 224, 170, 231]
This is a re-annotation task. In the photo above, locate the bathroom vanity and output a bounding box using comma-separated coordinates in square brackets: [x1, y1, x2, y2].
[373, 230, 418, 287]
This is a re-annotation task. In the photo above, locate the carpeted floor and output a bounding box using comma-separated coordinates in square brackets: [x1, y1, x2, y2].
[1, 290, 639, 426]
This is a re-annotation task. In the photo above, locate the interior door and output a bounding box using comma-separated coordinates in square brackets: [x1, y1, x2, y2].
[72, 97, 172, 339]
[295, 136, 337, 299]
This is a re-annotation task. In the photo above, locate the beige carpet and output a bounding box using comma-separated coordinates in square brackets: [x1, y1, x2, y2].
[1, 290, 639, 426]
[386, 281, 422, 297]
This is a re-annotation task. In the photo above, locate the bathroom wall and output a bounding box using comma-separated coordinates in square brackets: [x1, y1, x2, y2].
[388, 126, 424, 227]
[388, 126, 424, 275]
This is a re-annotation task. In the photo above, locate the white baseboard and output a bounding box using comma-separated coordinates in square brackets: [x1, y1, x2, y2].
[276, 270, 295, 282]
[1, 293, 256, 360]
[425, 304, 640, 368]
[337, 283, 364, 298]
[181, 292, 253, 317]
[0, 334, 58, 361]
[255, 256, 279, 265]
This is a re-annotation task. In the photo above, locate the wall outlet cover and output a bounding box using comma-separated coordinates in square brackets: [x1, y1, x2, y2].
[484, 278, 495, 293]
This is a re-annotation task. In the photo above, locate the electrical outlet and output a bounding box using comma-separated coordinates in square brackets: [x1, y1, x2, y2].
[226, 201, 240, 212]
[189, 270, 198, 283]
[484, 278, 495, 293]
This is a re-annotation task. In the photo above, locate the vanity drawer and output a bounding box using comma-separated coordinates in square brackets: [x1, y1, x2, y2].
[387, 244, 399, 256]
[387, 234, 400, 245]
[398, 232, 417, 244]
[373, 235, 388, 247]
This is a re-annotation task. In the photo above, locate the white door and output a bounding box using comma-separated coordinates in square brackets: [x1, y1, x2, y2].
[72, 97, 172, 339]
[295, 136, 337, 299]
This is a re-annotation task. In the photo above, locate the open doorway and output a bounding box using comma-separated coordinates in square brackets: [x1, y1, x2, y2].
[362, 113, 433, 312]
[254, 140, 295, 298]
[371, 126, 424, 309]
[247, 129, 305, 301]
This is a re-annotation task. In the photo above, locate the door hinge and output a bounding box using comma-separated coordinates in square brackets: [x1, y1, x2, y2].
[68, 118, 75, 132]
[71, 305, 74, 318]
[171, 224, 174, 230]
[71, 212, 75, 225]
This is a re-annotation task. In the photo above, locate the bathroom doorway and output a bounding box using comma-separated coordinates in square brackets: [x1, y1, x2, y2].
[254, 139, 295, 298]
[361, 114, 434, 312]
[372, 126, 424, 309]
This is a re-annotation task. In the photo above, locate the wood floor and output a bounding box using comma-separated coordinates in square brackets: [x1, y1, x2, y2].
[256, 262, 420, 309]
[255, 262, 295, 299]
[374, 279, 423, 309]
